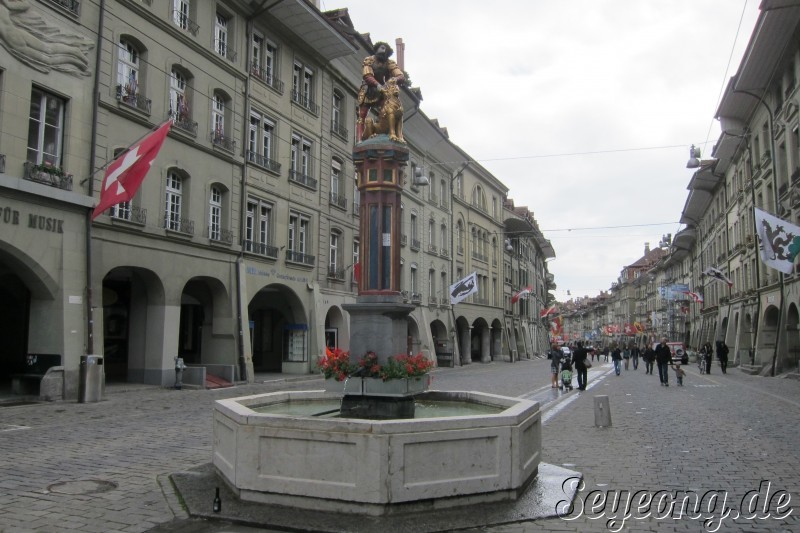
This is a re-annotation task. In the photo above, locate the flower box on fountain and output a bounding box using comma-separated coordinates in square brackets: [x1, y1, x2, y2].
[317, 348, 433, 397]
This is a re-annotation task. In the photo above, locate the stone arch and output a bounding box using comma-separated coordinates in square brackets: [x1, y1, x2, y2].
[756, 305, 780, 368]
[102, 266, 166, 383]
[784, 303, 800, 373]
[491, 319, 503, 359]
[324, 305, 348, 350]
[456, 315, 471, 364]
[248, 283, 307, 373]
[472, 317, 490, 363]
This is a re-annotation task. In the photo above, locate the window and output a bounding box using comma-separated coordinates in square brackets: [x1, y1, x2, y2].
[214, 12, 230, 59]
[332, 89, 346, 137]
[440, 223, 447, 252]
[165, 171, 183, 232]
[428, 270, 435, 299]
[248, 112, 277, 171]
[455, 175, 463, 198]
[410, 266, 418, 294]
[428, 219, 435, 247]
[288, 212, 312, 264]
[289, 134, 315, 187]
[211, 92, 234, 150]
[251, 33, 279, 90]
[329, 231, 340, 272]
[353, 173, 360, 212]
[440, 179, 447, 208]
[245, 198, 275, 257]
[27, 88, 65, 167]
[169, 68, 192, 129]
[440, 272, 447, 299]
[292, 61, 317, 113]
[212, 93, 225, 139]
[208, 186, 222, 241]
[331, 159, 341, 196]
[456, 221, 464, 253]
[410, 213, 418, 247]
[172, 0, 197, 35]
[117, 39, 140, 104]
[352, 239, 360, 282]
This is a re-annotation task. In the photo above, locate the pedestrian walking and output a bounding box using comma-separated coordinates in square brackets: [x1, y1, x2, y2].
[655, 337, 672, 386]
[622, 345, 631, 370]
[717, 341, 729, 374]
[547, 343, 561, 388]
[631, 345, 641, 370]
[672, 363, 686, 386]
[602, 346, 609, 362]
[572, 341, 590, 391]
[703, 341, 714, 374]
[642, 345, 655, 374]
[611, 345, 622, 375]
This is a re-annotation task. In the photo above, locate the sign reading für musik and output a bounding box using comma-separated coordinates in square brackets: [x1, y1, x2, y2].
[1, 206, 64, 234]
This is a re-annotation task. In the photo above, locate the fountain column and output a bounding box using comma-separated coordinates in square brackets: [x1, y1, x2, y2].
[341, 136, 416, 418]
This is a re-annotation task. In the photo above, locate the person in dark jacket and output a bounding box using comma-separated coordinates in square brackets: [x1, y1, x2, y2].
[572, 341, 590, 391]
[703, 341, 714, 374]
[642, 345, 656, 374]
[631, 345, 641, 370]
[611, 345, 622, 375]
[717, 341, 729, 374]
[655, 337, 672, 386]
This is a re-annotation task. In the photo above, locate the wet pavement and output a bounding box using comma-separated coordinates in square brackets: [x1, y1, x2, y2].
[0, 359, 798, 532]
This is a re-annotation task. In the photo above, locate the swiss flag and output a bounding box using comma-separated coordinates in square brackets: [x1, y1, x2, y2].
[91, 121, 172, 220]
[511, 286, 532, 304]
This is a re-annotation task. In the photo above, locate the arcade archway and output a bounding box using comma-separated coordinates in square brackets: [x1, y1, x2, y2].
[248, 284, 306, 372]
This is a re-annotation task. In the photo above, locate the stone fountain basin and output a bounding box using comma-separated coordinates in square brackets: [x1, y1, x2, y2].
[213, 390, 541, 516]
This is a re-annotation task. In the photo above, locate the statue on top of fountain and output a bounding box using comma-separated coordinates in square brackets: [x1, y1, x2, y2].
[357, 41, 406, 143]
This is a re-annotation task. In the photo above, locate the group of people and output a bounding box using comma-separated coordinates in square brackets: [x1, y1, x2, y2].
[548, 337, 731, 390]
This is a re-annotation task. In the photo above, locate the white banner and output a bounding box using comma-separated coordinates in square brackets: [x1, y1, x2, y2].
[449, 272, 478, 305]
[754, 207, 800, 274]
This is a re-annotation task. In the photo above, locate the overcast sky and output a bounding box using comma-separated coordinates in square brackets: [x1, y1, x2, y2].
[325, 0, 761, 301]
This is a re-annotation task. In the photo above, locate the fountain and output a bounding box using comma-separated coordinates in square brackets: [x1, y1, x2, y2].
[212, 389, 541, 516]
[199, 41, 576, 526]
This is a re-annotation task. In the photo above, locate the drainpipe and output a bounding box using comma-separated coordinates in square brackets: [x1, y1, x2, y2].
[735, 89, 782, 375]
[450, 162, 470, 365]
[85, 0, 106, 355]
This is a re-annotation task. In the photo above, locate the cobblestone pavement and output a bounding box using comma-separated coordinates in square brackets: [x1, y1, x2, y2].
[0, 359, 798, 532]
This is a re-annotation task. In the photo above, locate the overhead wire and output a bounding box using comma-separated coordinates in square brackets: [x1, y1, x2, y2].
[65, 0, 735, 181]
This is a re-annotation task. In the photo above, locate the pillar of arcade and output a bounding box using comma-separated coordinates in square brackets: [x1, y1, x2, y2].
[343, 137, 415, 365]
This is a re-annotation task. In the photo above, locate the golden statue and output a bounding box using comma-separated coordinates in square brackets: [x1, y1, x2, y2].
[357, 41, 405, 142]
[361, 77, 404, 143]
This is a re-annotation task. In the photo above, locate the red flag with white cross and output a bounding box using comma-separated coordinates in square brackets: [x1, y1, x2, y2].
[91, 121, 172, 220]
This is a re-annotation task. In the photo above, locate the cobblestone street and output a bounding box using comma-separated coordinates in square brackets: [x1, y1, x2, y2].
[0, 359, 798, 532]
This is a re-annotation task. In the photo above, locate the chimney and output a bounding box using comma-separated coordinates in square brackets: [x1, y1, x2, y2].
[395, 38, 405, 72]
[644, 242, 650, 254]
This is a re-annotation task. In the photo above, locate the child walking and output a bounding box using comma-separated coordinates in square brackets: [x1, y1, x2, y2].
[672, 363, 686, 386]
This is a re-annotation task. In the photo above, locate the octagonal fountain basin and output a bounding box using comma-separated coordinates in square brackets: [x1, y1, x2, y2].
[213, 390, 541, 516]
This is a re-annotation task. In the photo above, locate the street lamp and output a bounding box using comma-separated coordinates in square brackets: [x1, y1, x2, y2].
[686, 145, 702, 169]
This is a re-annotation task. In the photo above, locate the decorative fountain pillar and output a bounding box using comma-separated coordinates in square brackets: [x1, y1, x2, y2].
[341, 137, 417, 418]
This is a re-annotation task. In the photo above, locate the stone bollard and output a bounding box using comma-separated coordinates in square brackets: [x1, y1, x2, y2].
[594, 395, 612, 427]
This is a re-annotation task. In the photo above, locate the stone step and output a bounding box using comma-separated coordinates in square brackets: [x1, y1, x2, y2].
[739, 364, 764, 375]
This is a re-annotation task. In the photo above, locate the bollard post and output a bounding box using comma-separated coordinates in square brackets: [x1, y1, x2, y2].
[594, 395, 612, 427]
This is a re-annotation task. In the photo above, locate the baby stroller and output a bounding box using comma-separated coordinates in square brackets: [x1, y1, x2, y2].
[560, 355, 574, 391]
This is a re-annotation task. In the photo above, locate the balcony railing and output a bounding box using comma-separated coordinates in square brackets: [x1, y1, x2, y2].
[331, 120, 348, 139]
[247, 150, 281, 173]
[440, 248, 449, 258]
[472, 251, 488, 262]
[428, 244, 437, 254]
[411, 238, 421, 251]
[290, 91, 319, 114]
[411, 292, 422, 304]
[23, 161, 73, 191]
[250, 64, 284, 94]
[401, 234, 407, 246]
[162, 215, 195, 235]
[243, 240, 278, 259]
[111, 205, 147, 225]
[116, 85, 151, 114]
[286, 250, 315, 266]
[428, 296, 438, 306]
[439, 297, 449, 306]
[208, 226, 233, 245]
[429, 192, 438, 204]
[49, 0, 80, 15]
[401, 290, 409, 302]
[210, 131, 235, 152]
[329, 192, 347, 210]
[353, 201, 360, 216]
[288, 170, 317, 190]
[169, 113, 198, 136]
[327, 266, 346, 281]
[213, 40, 237, 63]
[173, 10, 199, 36]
